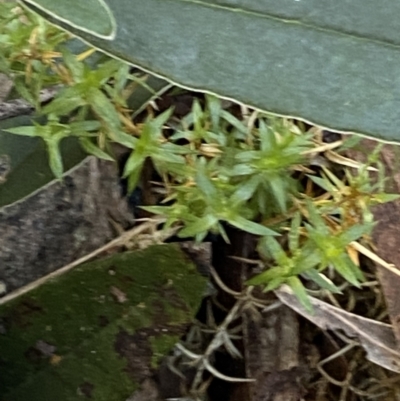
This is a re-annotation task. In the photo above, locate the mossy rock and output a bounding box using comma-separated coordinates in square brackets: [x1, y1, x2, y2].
[0, 244, 207, 401]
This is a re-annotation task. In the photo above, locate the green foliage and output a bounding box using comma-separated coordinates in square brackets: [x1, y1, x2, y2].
[22, 0, 116, 39]
[247, 213, 339, 312]
[21, 0, 400, 142]
[5, 115, 101, 177]
[0, 2, 69, 107]
[304, 201, 369, 286]
[123, 109, 187, 191]
[230, 119, 312, 214]
[0, 3, 160, 178]
[247, 148, 397, 310]
[143, 99, 309, 241]
[2, 2, 398, 313]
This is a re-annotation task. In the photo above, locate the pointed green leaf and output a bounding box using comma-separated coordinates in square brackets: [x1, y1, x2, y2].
[4, 126, 38, 137]
[302, 269, 341, 294]
[339, 223, 374, 245]
[228, 215, 278, 236]
[231, 175, 260, 206]
[231, 164, 254, 176]
[61, 47, 84, 82]
[220, 110, 247, 134]
[86, 87, 120, 130]
[307, 175, 335, 193]
[127, 164, 143, 193]
[69, 120, 102, 134]
[42, 93, 84, 116]
[178, 215, 218, 238]
[111, 130, 137, 149]
[259, 120, 274, 153]
[333, 254, 364, 287]
[79, 138, 114, 161]
[247, 266, 287, 286]
[13, 76, 37, 107]
[287, 276, 313, 313]
[124, 149, 147, 178]
[306, 202, 330, 234]
[206, 94, 221, 131]
[0, 116, 87, 207]
[263, 276, 286, 292]
[262, 236, 289, 266]
[268, 174, 289, 212]
[151, 107, 173, 131]
[288, 212, 301, 253]
[45, 137, 64, 178]
[372, 193, 400, 203]
[195, 168, 217, 199]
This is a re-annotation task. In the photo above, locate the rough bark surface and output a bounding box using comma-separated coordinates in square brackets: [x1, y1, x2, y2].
[0, 156, 133, 295]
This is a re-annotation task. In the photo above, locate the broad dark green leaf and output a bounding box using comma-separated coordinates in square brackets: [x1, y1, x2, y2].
[24, 0, 400, 142]
[0, 116, 87, 207]
[0, 244, 207, 401]
[21, 0, 116, 39]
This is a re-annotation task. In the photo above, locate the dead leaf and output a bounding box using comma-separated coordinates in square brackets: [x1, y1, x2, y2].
[35, 339, 56, 357]
[275, 285, 400, 373]
[50, 354, 62, 365]
[325, 149, 377, 171]
[110, 286, 128, 303]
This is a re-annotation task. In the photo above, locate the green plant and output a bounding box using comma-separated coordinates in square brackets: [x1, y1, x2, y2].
[2, 9, 400, 401]
[0, 3, 164, 179]
[1, 2, 397, 314]
[137, 97, 395, 310]
[19, 0, 400, 142]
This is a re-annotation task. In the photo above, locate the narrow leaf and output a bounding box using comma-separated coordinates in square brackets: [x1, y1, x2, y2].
[86, 87, 120, 130]
[228, 216, 278, 236]
[79, 138, 114, 161]
[302, 269, 340, 294]
[231, 175, 260, 206]
[287, 276, 313, 313]
[45, 138, 64, 178]
[5, 126, 38, 137]
[178, 215, 218, 238]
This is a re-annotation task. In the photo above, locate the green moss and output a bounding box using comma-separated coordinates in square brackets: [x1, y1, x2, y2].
[149, 334, 180, 369]
[0, 244, 207, 400]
